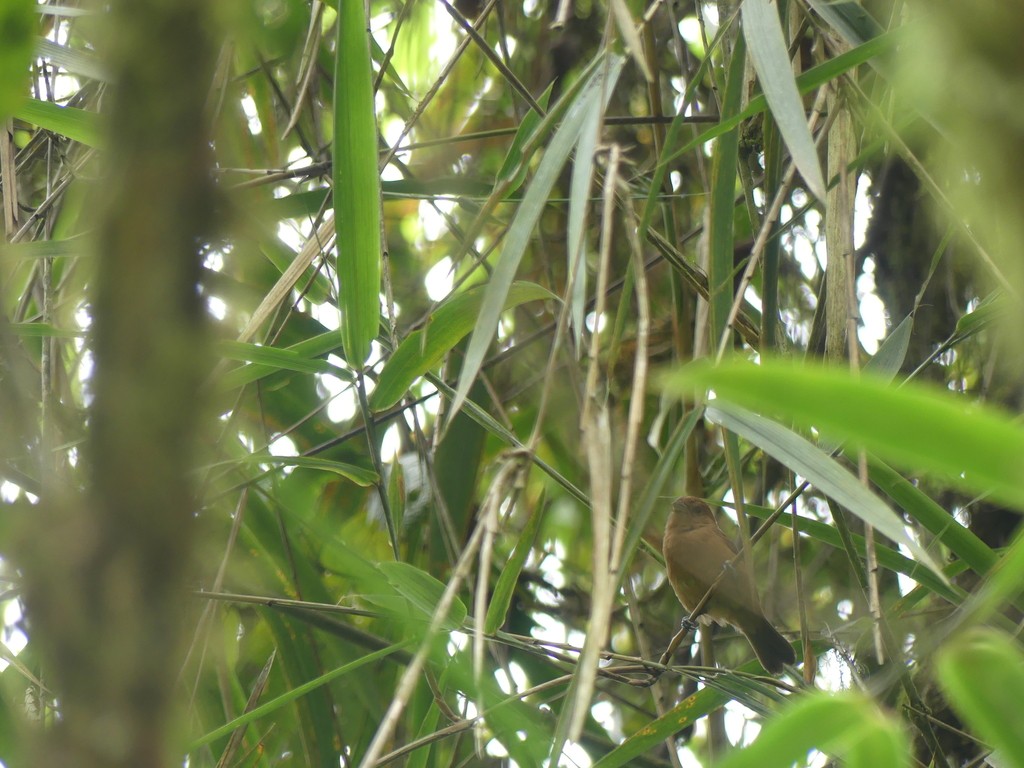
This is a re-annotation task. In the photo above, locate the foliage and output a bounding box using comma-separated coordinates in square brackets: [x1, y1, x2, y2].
[2, 0, 1024, 766]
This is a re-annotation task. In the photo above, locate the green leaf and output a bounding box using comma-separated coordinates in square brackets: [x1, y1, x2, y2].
[35, 37, 110, 82]
[217, 333, 348, 391]
[638, 18, 725, 236]
[615, 408, 701, 584]
[35, 5, 94, 16]
[370, 281, 554, 411]
[0, 0, 34, 120]
[217, 339, 351, 379]
[803, 0, 884, 46]
[333, 0, 381, 366]
[450, 55, 624, 419]
[936, 628, 1024, 768]
[819, 312, 912, 452]
[608, 0, 652, 82]
[869, 459, 997, 578]
[9, 323, 84, 339]
[864, 312, 913, 381]
[257, 233, 333, 305]
[666, 357, 1024, 510]
[484, 499, 544, 634]
[697, 399, 946, 580]
[495, 85, 552, 195]
[427, 371, 589, 506]
[716, 691, 908, 768]
[566, 73, 608, 347]
[592, 682, 734, 768]
[379, 561, 467, 630]
[642, 31, 894, 229]
[15, 98, 101, 147]
[742, 0, 826, 201]
[229, 455, 378, 486]
[954, 290, 1004, 340]
[188, 641, 410, 752]
[2, 237, 87, 260]
[743, 502, 961, 602]
[955, 527, 1024, 629]
[708, 34, 746, 344]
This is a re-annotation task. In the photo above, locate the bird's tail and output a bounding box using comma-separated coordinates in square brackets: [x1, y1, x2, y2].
[742, 617, 795, 673]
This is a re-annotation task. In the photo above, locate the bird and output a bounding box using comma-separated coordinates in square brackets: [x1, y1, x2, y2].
[663, 496, 795, 673]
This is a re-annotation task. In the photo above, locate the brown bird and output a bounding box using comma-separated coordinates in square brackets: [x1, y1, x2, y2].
[663, 496, 795, 673]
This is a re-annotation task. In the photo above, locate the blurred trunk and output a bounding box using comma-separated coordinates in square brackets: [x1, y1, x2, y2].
[17, 1, 216, 765]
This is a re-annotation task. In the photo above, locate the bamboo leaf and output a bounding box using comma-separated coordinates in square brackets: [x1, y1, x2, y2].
[803, 0, 884, 47]
[864, 312, 913, 381]
[450, 55, 623, 418]
[642, 31, 893, 228]
[708, 34, 746, 343]
[566, 69, 608, 348]
[937, 629, 1024, 768]
[495, 85, 552, 195]
[667, 357, 1024, 510]
[698, 400, 946, 580]
[716, 692, 909, 768]
[484, 499, 544, 634]
[0, 0, 33, 120]
[188, 642, 410, 752]
[743, 502, 960, 602]
[14, 98, 101, 147]
[370, 281, 554, 411]
[9, 323, 84, 339]
[608, 0, 652, 82]
[3, 237, 87, 260]
[35, 37, 110, 82]
[868, 459, 997, 578]
[227, 454, 378, 486]
[592, 684, 735, 768]
[380, 561, 468, 629]
[333, 0, 382, 366]
[217, 333, 348, 391]
[742, 0, 826, 201]
[953, 290, 1004, 340]
[217, 339, 351, 379]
